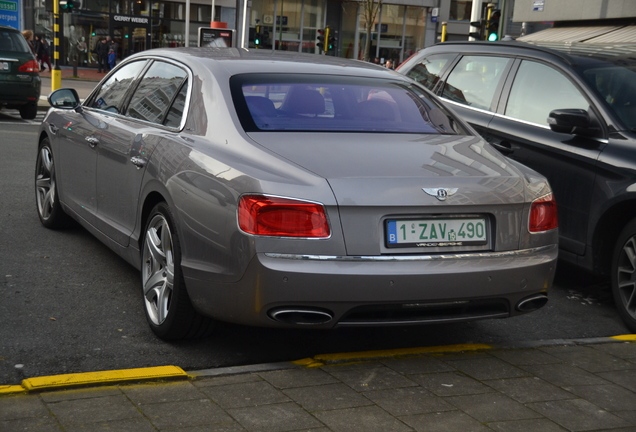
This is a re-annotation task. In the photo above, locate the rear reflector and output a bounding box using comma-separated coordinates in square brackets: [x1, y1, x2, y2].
[529, 193, 558, 232]
[238, 195, 330, 238]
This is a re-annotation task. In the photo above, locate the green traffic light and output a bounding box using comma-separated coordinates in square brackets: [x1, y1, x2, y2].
[488, 32, 498, 41]
[255, 38, 260, 45]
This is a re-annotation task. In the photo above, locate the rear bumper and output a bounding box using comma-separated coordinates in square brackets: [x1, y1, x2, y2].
[185, 244, 558, 328]
[0, 76, 41, 106]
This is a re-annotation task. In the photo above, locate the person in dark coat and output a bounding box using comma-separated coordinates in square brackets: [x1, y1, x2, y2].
[95, 38, 110, 73]
[35, 35, 51, 71]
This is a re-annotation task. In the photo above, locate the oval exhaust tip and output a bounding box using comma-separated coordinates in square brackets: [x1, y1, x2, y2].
[516, 294, 548, 312]
[269, 308, 334, 325]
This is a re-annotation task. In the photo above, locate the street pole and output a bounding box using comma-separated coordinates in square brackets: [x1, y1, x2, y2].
[185, 0, 191, 47]
[51, 0, 62, 91]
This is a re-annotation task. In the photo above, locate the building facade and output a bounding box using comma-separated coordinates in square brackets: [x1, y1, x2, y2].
[23, 0, 516, 68]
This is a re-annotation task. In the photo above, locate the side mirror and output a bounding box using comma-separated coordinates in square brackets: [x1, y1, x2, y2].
[48, 88, 81, 110]
[547, 109, 599, 137]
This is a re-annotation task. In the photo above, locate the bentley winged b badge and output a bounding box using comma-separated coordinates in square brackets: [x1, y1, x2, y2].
[423, 188, 458, 201]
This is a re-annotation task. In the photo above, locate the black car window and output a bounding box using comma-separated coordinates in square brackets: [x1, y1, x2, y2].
[0, 30, 31, 53]
[90, 60, 147, 114]
[442, 55, 510, 110]
[505, 60, 588, 127]
[126, 61, 188, 124]
[232, 75, 467, 135]
[404, 53, 455, 91]
[582, 65, 636, 130]
[164, 79, 188, 128]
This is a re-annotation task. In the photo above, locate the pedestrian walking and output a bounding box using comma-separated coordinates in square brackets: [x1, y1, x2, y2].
[95, 38, 109, 73]
[21, 30, 35, 54]
[108, 48, 116, 70]
[36, 35, 51, 71]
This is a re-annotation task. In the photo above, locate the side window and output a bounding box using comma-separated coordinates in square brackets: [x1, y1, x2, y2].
[405, 53, 455, 91]
[90, 60, 147, 113]
[163, 80, 188, 128]
[442, 55, 510, 111]
[127, 61, 188, 124]
[505, 60, 589, 126]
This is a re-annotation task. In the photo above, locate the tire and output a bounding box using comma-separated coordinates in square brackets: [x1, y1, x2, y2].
[611, 218, 636, 333]
[35, 140, 70, 229]
[141, 202, 214, 340]
[20, 103, 38, 120]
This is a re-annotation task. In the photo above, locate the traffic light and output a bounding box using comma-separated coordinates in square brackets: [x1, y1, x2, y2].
[254, 25, 261, 47]
[487, 9, 501, 41]
[328, 29, 338, 52]
[316, 28, 326, 53]
[469, 20, 485, 40]
[60, 0, 77, 12]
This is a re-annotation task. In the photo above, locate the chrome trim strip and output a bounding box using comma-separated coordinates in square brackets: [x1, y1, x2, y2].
[264, 245, 555, 262]
[338, 312, 510, 326]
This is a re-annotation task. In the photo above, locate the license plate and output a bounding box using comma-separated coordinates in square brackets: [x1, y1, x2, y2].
[0, 62, 8, 71]
[386, 217, 487, 248]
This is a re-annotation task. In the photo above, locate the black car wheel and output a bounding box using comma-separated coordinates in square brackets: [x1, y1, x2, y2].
[611, 219, 636, 333]
[35, 140, 70, 229]
[20, 103, 38, 120]
[141, 202, 214, 340]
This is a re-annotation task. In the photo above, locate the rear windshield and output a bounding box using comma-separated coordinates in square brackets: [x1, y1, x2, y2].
[0, 30, 31, 53]
[231, 74, 466, 134]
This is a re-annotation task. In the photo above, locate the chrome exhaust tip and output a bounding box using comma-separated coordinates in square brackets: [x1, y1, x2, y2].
[516, 293, 548, 312]
[269, 308, 334, 325]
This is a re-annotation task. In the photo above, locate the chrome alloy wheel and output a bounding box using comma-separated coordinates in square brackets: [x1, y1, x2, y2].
[615, 235, 636, 324]
[142, 213, 175, 326]
[36, 146, 56, 221]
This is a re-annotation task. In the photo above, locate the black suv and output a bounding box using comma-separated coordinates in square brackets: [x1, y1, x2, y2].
[0, 25, 41, 119]
[398, 41, 636, 332]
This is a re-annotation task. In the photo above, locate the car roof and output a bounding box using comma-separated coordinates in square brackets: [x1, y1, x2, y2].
[0, 25, 20, 33]
[420, 40, 636, 68]
[125, 47, 407, 80]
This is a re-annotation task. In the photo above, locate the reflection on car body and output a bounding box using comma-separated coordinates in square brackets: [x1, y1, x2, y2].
[35, 48, 558, 340]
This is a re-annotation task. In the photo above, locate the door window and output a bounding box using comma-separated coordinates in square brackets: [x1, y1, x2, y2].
[126, 61, 188, 124]
[505, 60, 589, 126]
[442, 55, 510, 111]
[405, 53, 455, 91]
[90, 60, 147, 113]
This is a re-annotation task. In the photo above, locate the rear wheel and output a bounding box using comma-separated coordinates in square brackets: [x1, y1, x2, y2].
[611, 219, 636, 333]
[20, 103, 37, 120]
[141, 202, 214, 340]
[35, 140, 70, 229]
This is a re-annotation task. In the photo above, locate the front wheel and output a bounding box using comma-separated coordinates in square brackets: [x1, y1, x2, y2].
[141, 202, 214, 340]
[611, 219, 636, 333]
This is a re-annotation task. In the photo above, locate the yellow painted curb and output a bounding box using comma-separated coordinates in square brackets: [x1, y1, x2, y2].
[611, 334, 636, 341]
[21, 366, 187, 392]
[312, 343, 492, 364]
[0, 385, 27, 395]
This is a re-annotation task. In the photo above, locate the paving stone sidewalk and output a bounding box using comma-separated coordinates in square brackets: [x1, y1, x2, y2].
[1, 340, 635, 432]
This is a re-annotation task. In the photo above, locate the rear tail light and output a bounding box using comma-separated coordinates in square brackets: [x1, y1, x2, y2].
[238, 195, 330, 238]
[18, 60, 40, 73]
[529, 193, 558, 233]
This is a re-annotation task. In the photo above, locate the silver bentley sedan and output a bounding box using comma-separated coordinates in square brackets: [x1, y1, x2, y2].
[36, 48, 558, 340]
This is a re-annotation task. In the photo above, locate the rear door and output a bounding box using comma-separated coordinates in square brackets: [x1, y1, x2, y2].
[487, 59, 605, 256]
[438, 55, 512, 140]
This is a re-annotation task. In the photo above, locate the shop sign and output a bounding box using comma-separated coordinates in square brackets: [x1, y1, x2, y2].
[0, 0, 19, 30]
[114, 15, 149, 24]
[198, 27, 234, 47]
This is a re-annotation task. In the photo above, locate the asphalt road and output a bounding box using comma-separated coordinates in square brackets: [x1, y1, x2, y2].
[0, 113, 631, 386]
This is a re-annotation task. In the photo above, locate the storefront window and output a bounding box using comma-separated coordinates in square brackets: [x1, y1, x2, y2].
[340, 1, 357, 59]
[358, 1, 379, 61]
[403, 6, 425, 63]
[377, 4, 403, 65]
[301, 0, 322, 53]
[450, 0, 471, 21]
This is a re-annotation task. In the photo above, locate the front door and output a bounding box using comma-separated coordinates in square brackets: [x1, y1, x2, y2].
[112, 21, 150, 60]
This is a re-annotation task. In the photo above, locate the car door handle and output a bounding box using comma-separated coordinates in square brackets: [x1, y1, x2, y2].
[130, 156, 147, 169]
[48, 124, 59, 135]
[85, 136, 99, 147]
[490, 140, 513, 155]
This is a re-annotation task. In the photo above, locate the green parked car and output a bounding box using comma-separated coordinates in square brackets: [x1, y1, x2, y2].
[0, 25, 41, 119]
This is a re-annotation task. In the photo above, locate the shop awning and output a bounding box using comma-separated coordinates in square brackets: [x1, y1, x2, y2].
[517, 25, 636, 44]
